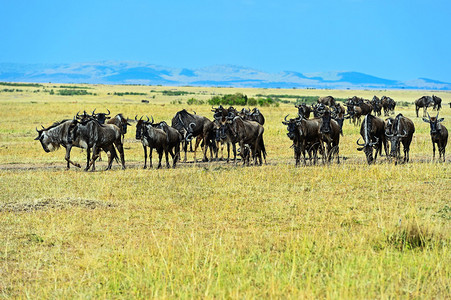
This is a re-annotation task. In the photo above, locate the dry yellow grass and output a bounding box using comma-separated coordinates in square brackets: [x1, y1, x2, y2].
[0, 83, 450, 298]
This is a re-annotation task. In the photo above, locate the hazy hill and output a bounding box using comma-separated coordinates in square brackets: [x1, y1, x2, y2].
[1, 62, 450, 90]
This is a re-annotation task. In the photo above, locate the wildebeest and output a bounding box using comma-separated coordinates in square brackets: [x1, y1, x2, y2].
[423, 112, 448, 162]
[282, 115, 323, 166]
[107, 113, 131, 141]
[35, 120, 88, 169]
[415, 96, 434, 117]
[331, 103, 346, 134]
[67, 117, 125, 171]
[432, 95, 442, 111]
[356, 114, 387, 164]
[227, 116, 266, 166]
[385, 114, 415, 163]
[371, 96, 382, 116]
[381, 96, 396, 116]
[318, 96, 336, 107]
[320, 110, 341, 163]
[295, 103, 312, 119]
[172, 109, 214, 162]
[135, 116, 175, 169]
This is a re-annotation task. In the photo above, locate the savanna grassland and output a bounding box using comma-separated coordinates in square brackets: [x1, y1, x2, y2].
[0, 83, 450, 298]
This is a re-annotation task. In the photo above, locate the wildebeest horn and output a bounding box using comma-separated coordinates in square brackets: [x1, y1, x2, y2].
[284, 114, 289, 122]
[151, 115, 154, 124]
[427, 112, 431, 120]
[356, 137, 365, 146]
[189, 122, 195, 131]
[106, 109, 110, 116]
[135, 115, 138, 121]
[92, 108, 96, 115]
[385, 132, 393, 138]
[145, 115, 149, 122]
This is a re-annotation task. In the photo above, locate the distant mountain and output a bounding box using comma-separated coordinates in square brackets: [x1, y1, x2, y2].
[1, 61, 450, 90]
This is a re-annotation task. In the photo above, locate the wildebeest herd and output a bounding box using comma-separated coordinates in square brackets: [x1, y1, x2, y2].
[34, 95, 448, 170]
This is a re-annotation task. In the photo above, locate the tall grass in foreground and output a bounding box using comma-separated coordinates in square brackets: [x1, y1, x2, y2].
[0, 85, 450, 298]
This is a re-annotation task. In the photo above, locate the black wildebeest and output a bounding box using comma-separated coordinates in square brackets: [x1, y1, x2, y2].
[356, 114, 387, 164]
[385, 114, 415, 163]
[135, 116, 173, 169]
[172, 109, 214, 162]
[282, 115, 323, 166]
[423, 112, 448, 162]
[227, 116, 266, 166]
[67, 118, 125, 171]
[415, 96, 435, 118]
[35, 120, 88, 169]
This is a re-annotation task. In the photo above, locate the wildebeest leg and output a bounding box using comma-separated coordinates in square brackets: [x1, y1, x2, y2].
[226, 142, 230, 163]
[193, 137, 202, 162]
[165, 149, 170, 169]
[202, 136, 209, 162]
[157, 149, 163, 169]
[143, 145, 148, 169]
[64, 144, 82, 169]
[432, 140, 436, 160]
[149, 147, 153, 168]
[116, 142, 126, 170]
[182, 141, 188, 162]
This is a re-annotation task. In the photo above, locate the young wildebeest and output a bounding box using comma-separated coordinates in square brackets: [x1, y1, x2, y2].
[385, 114, 415, 164]
[227, 116, 266, 166]
[423, 112, 448, 162]
[282, 115, 323, 166]
[68, 118, 125, 171]
[356, 114, 387, 164]
[35, 120, 88, 169]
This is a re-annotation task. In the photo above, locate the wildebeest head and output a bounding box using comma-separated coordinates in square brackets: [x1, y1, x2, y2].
[356, 115, 379, 164]
[135, 115, 148, 140]
[35, 125, 59, 152]
[282, 115, 302, 140]
[385, 115, 408, 159]
[423, 112, 444, 135]
[320, 110, 332, 134]
[113, 113, 131, 134]
[92, 108, 111, 125]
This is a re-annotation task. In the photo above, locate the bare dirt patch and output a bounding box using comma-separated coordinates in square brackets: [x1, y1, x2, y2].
[0, 197, 114, 212]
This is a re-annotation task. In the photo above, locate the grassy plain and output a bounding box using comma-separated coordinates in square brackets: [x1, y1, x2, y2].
[0, 83, 450, 298]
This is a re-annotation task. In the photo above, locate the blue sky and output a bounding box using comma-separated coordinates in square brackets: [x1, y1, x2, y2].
[1, 0, 450, 82]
